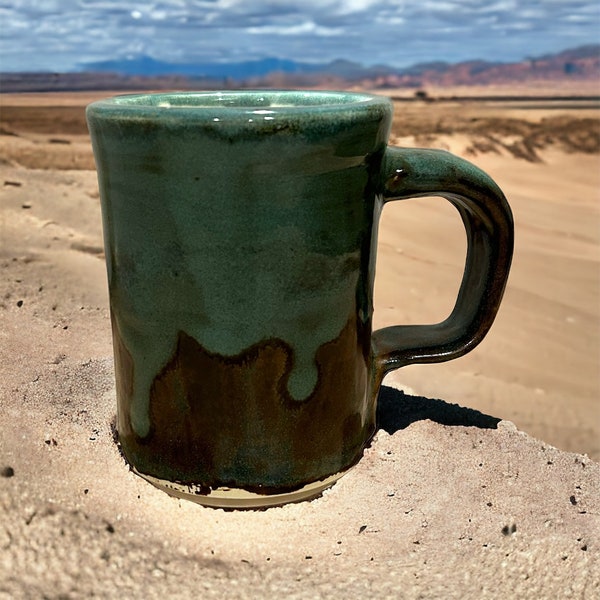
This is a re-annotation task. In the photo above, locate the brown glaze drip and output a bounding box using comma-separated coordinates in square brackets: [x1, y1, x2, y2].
[114, 316, 376, 495]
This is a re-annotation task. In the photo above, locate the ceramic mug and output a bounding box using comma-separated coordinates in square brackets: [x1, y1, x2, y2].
[86, 91, 513, 508]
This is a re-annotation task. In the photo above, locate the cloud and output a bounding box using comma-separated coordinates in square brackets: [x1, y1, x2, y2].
[247, 21, 344, 37]
[0, 0, 598, 72]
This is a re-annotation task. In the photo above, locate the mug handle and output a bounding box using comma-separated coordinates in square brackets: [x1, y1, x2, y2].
[371, 147, 514, 384]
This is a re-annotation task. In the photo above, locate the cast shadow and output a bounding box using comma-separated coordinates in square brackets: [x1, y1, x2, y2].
[376, 384, 501, 434]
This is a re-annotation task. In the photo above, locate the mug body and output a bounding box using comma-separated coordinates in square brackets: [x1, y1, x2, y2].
[87, 91, 393, 506]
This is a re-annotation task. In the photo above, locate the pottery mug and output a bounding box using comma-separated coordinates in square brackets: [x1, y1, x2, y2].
[86, 91, 513, 508]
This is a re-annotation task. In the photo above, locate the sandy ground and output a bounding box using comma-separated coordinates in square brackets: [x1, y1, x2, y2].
[0, 91, 599, 597]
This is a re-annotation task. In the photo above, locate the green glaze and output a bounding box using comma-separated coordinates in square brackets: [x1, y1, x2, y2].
[88, 91, 390, 439]
[87, 91, 513, 500]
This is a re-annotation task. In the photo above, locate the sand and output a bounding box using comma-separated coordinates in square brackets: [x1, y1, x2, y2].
[0, 91, 599, 597]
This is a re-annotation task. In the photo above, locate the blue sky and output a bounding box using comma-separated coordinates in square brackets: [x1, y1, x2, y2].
[1, 1, 598, 72]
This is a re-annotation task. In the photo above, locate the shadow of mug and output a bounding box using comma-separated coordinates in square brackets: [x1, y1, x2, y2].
[376, 385, 501, 433]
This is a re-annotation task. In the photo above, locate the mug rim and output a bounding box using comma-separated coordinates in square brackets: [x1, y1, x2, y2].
[86, 89, 392, 121]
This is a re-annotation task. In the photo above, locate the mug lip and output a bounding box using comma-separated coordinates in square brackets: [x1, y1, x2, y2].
[86, 89, 392, 121]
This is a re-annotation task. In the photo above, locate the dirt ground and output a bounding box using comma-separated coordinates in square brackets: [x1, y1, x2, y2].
[0, 90, 599, 598]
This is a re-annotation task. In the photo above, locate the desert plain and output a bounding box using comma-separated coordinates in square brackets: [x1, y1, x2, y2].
[0, 89, 599, 597]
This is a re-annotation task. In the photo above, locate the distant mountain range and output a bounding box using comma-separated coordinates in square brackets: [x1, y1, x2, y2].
[82, 55, 327, 79]
[80, 44, 600, 81]
[1, 45, 598, 93]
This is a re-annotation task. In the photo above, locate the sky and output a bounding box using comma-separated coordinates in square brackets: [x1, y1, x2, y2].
[1, 0, 599, 72]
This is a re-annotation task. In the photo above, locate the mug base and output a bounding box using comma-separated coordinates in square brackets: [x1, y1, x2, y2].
[133, 467, 345, 509]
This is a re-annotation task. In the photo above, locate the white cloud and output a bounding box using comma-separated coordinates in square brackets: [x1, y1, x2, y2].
[248, 21, 344, 36]
[477, 1, 518, 14]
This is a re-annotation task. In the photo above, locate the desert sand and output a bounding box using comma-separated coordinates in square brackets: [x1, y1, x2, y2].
[0, 91, 599, 597]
